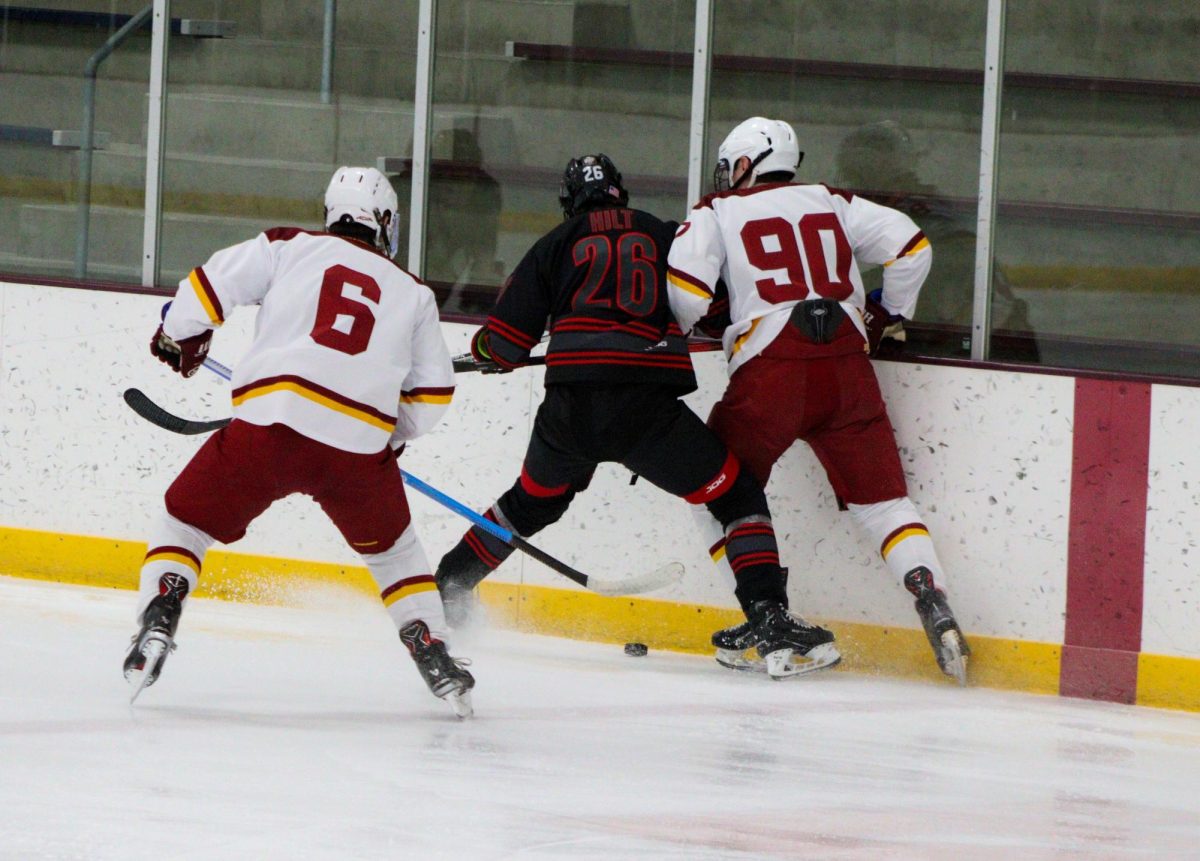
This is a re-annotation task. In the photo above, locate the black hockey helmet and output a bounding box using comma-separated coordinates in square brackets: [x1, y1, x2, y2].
[558, 153, 629, 219]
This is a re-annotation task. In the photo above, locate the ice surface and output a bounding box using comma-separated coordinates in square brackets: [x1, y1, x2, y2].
[1, 575, 1197, 860]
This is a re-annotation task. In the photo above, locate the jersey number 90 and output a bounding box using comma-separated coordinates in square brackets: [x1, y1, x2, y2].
[739, 213, 853, 303]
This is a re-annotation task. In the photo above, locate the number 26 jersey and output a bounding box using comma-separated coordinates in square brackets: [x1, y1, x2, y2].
[667, 182, 932, 374]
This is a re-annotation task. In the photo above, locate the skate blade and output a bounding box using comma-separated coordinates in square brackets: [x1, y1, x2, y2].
[765, 643, 842, 680]
[126, 638, 167, 704]
[445, 689, 473, 719]
[714, 648, 766, 673]
[939, 631, 969, 686]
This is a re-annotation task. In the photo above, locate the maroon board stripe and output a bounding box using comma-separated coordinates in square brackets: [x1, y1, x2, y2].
[1060, 379, 1151, 704]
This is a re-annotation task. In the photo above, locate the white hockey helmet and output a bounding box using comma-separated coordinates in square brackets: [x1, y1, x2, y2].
[324, 166, 400, 258]
[713, 117, 803, 192]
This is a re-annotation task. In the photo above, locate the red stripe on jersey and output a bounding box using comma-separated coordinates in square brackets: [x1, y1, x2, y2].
[231, 374, 397, 425]
[519, 465, 570, 498]
[896, 231, 927, 260]
[546, 354, 694, 369]
[192, 266, 225, 323]
[487, 316, 539, 349]
[401, 385, 455, 399]
[684, 451, 741, 504]
[667, 266, 713, 296]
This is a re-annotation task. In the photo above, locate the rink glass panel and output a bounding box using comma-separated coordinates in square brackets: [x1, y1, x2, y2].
[421, 0, 695, 316]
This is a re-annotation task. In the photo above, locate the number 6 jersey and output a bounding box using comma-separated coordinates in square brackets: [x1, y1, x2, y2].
[162, 228, 455, 454]
[667, 182, 931, 373]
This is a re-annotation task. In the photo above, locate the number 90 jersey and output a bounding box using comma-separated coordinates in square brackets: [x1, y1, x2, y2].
[667, 182, 931, 374]
[162, 228, 455, 454]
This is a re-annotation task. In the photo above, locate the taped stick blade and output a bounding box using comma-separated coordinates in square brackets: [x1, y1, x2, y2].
[587, 561, 684, 596]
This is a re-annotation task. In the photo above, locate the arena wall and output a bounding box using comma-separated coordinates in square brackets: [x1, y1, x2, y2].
[1, 280, 1196, 711]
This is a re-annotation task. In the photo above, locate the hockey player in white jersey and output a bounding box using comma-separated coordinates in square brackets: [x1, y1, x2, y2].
[123, 166, 476, 715]
[667, 117, 970, 685]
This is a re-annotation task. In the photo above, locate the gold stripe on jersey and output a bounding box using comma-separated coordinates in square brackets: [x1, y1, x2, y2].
[400, 387, 454, 405]
[188, 268, 224, 324]
[143, 550, 201, 576]
[232, 379, 397, 431]
[730, 318, 761, 355]
[884, 236, 931, 267]
[667, 269, 713, 299]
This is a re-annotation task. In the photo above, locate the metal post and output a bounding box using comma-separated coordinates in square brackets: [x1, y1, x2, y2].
[971, 0, 1006, 361]
[320, 0, 336, 104]
[407, 0, 436, 277]
[141, 0, 171, 287]
[686, 0, 714, 212]
[74, 4, 154, 279]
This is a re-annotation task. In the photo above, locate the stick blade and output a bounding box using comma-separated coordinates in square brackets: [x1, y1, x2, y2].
[587, 561, 684, 596]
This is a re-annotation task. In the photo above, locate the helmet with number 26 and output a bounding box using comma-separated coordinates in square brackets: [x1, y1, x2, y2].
[559, 154, 629, 220]
[324, 166, 400, 259]
[713, 117, 803, 192]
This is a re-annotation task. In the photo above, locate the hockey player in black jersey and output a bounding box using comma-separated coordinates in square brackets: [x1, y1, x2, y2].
[435, 154, 840, 679]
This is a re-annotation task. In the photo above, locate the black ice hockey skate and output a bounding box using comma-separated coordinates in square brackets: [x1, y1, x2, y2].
[712, 619, 763, 672]
[399, 619, 476, 718]
[434, 547, 494, 629]
[904, 566, 970, 686]
[741, 600, 841, 680]
[123, 572, 189, 703]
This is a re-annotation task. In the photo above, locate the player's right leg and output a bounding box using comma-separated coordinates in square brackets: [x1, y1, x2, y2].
[126, 421, 277, 699]
[317, 443, 475, 716]
[623, 394, 838, 679]
[435, 390, 595, 628]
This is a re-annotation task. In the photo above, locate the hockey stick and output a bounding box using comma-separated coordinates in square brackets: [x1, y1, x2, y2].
[450, 336, 721, 375]
[121, 389, 682, 596]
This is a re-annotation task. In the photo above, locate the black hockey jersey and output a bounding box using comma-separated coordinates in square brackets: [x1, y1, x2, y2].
[482, 206, 697, 392]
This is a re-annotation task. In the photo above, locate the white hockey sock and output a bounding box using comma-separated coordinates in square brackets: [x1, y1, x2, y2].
[364, 525, 448, 642]
[848, 497, 948, 591]
[137, 511, 215, 622]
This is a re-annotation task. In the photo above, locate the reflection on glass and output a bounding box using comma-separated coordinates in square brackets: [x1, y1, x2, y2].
[835, 120, 1039, 363]
[428, 0, 694, 316]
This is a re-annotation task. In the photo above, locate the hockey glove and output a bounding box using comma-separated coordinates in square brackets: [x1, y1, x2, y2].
[150, 324, 212, 378]
[862, 289, 906, 356]
[469, 325, 494, 363]
[468, 325, 514, 374]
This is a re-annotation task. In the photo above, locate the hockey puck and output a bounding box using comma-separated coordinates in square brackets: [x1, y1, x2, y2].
[624, 642, 648, 657]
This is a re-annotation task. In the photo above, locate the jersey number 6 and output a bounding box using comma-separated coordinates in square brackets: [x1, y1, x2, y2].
[740, 213, 853, 303]
[310, 264, 380, 355]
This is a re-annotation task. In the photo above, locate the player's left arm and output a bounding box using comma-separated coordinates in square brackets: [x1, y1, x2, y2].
[471, 244, 551, 369]
[391, 289, 456, 448]
[666, 205, 724, 335]
[842, 195, 932, 319]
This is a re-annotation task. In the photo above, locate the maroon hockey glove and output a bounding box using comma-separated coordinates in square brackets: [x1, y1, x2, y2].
[150, 324, 212, 378]
[862, 291, 906, 356]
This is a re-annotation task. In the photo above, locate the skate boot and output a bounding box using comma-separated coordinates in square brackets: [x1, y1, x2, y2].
[399, 619, 476, 718]
[434, 547, 494, 629]
[123, 572, 189, 703]
[904, 566, 970, 686]
[711, 619, 764, 672]
[747, 600, 841, 680]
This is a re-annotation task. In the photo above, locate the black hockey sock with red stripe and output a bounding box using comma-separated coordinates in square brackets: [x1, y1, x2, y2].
[724, 516, 789, 611]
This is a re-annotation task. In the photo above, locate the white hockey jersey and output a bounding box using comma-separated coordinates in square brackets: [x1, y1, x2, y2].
[667, 182, 932, 374]
[162, 228, 455, 454]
